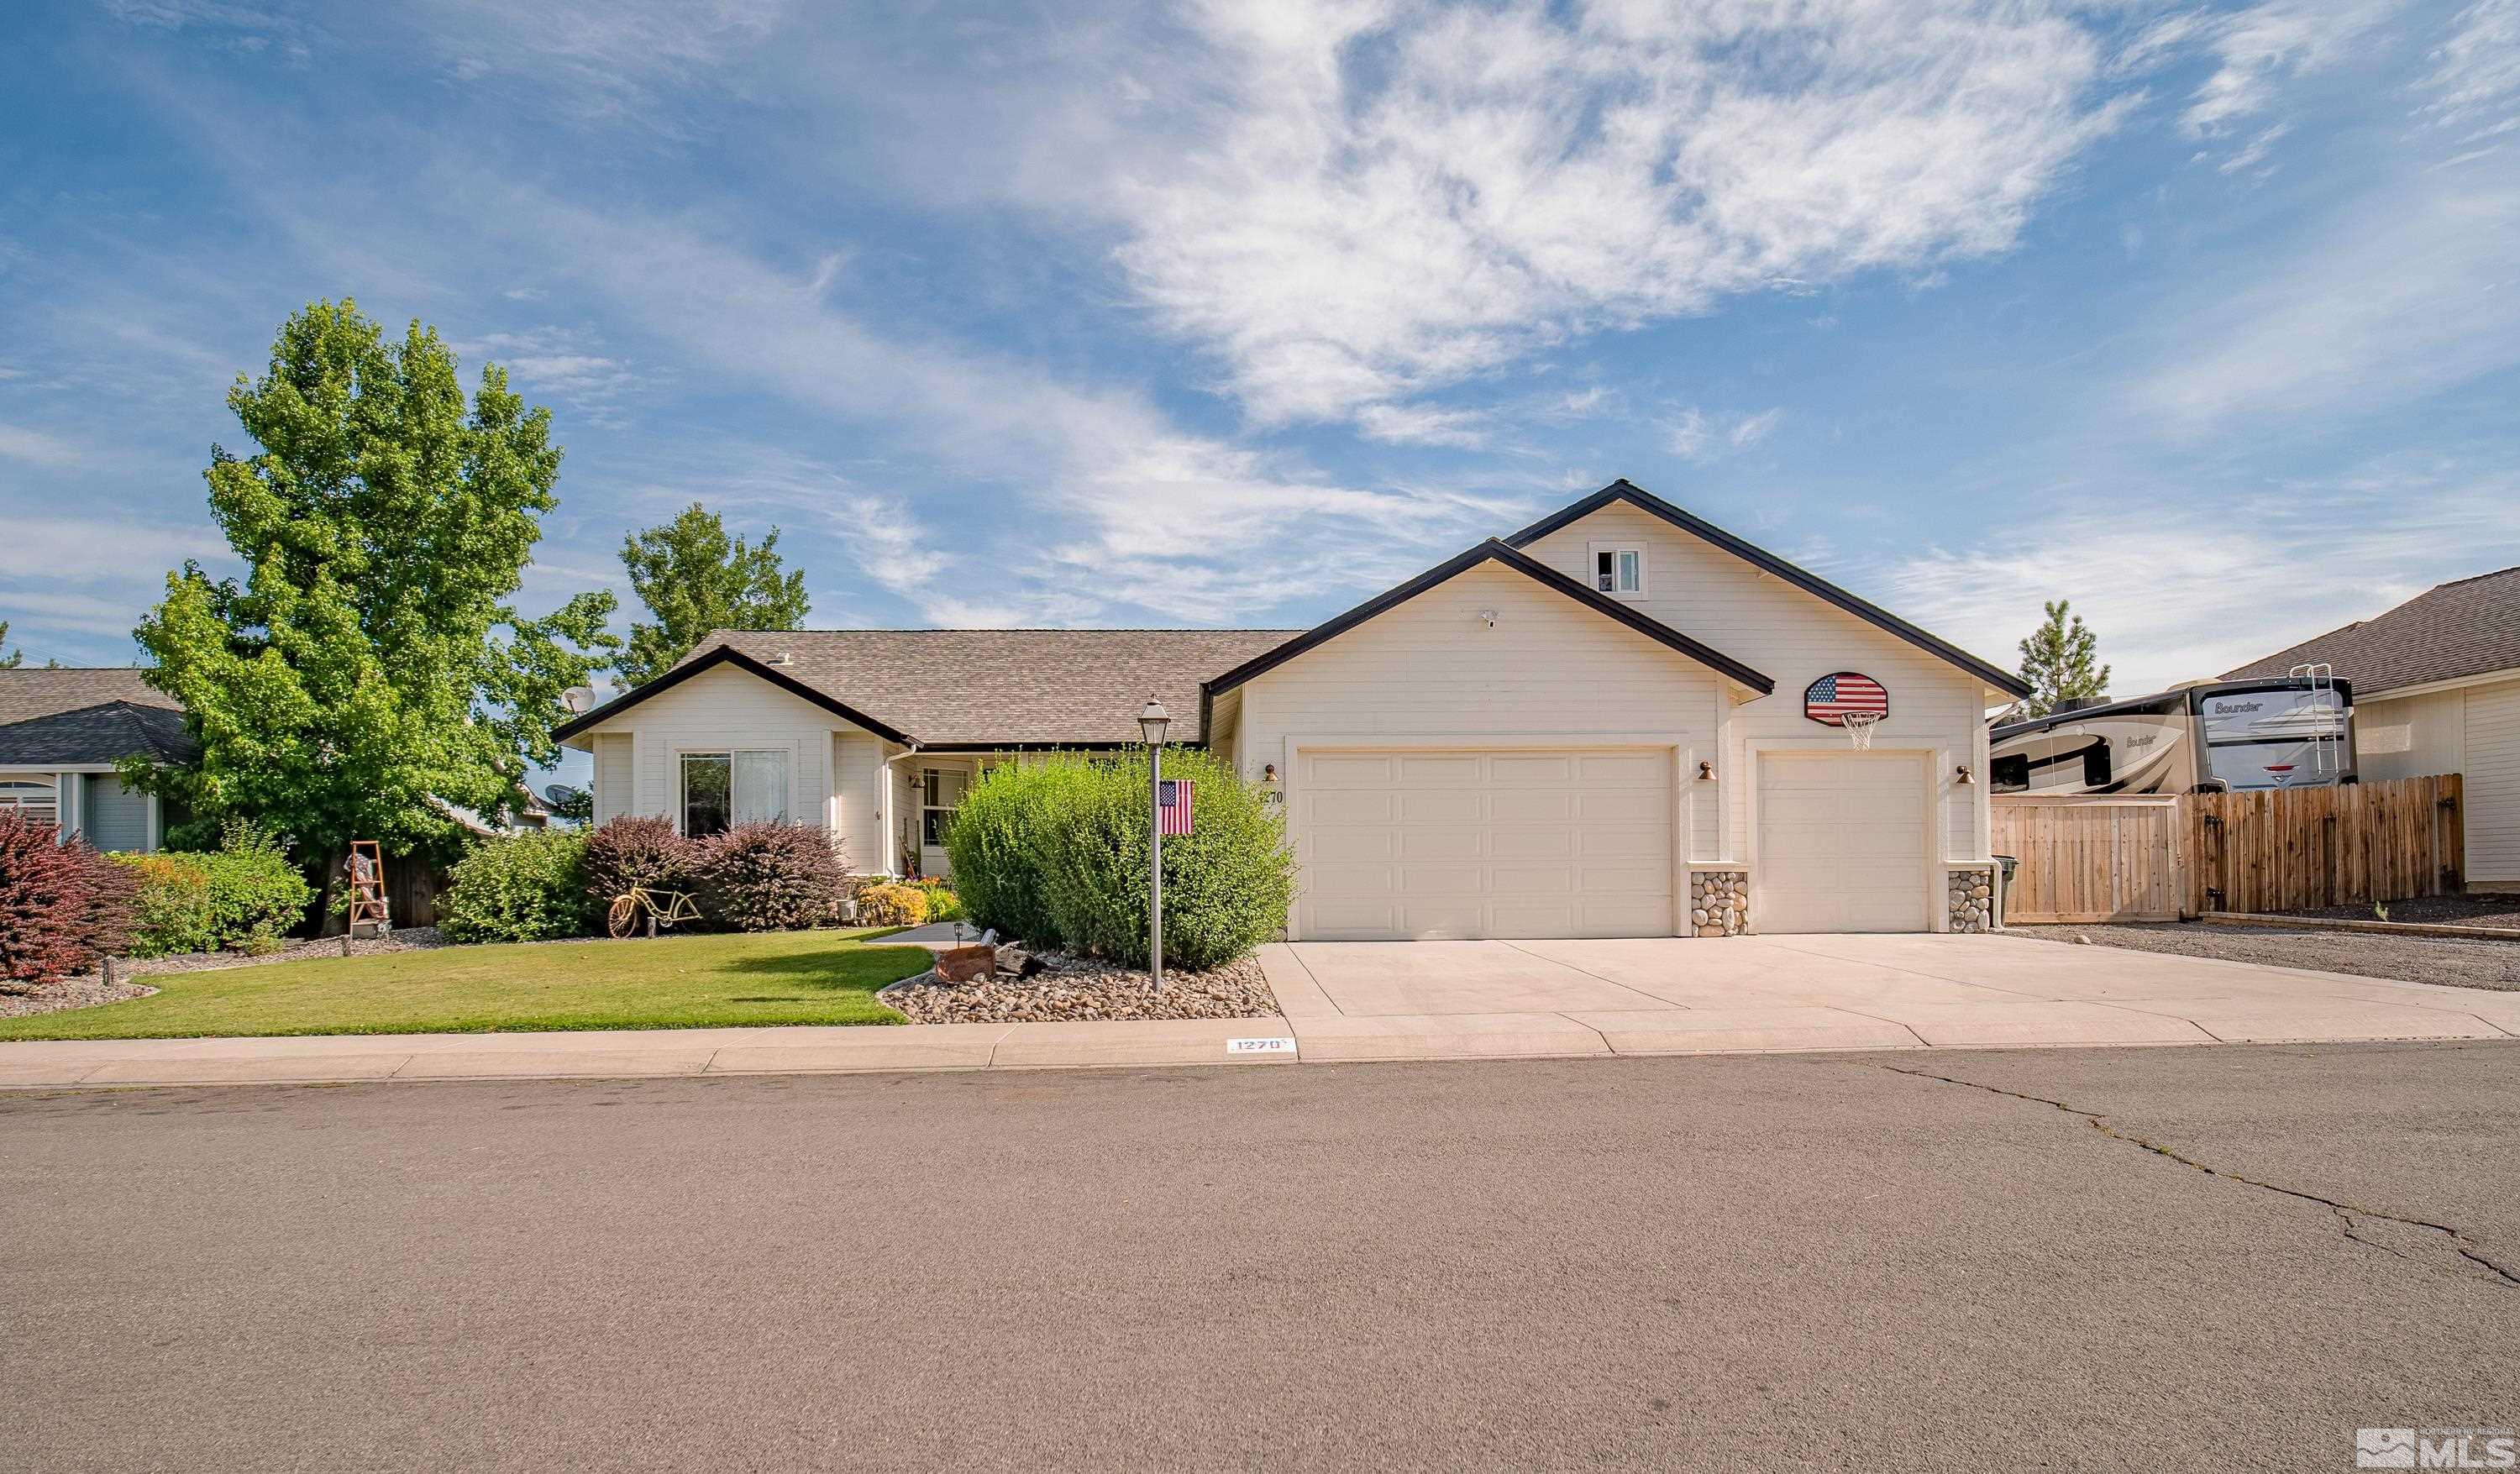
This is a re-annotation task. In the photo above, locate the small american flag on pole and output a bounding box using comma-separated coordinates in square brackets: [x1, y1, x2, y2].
[1804, 671, 1889, 727]
[1158, 779, 1195, 836]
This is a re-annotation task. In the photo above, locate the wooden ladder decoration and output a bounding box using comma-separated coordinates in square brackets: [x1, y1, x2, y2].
[347, 840, 391, 937]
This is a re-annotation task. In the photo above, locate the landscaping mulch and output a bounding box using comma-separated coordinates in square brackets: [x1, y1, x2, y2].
[881, 948, 1279, 1024]
[2005, 921, 2520, 993]
[0, 974, 159, 1019]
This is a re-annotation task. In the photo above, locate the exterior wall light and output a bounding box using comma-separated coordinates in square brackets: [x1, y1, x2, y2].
[1697, 761, 1715, 781]
[1955, 763, 1974, 784]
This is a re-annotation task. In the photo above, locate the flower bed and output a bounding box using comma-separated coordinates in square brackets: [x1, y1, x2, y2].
[879, 948, 1278, 1023]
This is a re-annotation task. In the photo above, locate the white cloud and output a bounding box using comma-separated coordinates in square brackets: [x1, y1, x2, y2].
[419, 0, 785, 123]
[1111, 0, 2132, 427]
[2130, 179, 2520, 431]
[0, 425, 93, 469]
[2177, 0, 2398, 139]
[1355, 402, 1489, 448]
[2424, 0, 2520, 129]
[1664, 406, 1783, 461]
[2214, 122, 2292, 175]
[1876, 457, 2520, 693]
[450, 327, 643, 425]
[1729, 408, 1784, 451]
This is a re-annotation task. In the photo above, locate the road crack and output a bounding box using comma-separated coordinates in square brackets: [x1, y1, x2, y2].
[1880, 1063, 2519, 1288]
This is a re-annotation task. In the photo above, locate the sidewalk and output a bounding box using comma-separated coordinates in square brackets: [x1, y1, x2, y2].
[4, 938, 2514, 1089]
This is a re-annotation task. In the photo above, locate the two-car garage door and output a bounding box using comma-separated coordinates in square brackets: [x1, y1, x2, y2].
[1297, 748, 1672, 941]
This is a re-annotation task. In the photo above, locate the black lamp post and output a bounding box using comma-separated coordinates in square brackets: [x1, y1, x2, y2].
[1138, 696, 1170, 986]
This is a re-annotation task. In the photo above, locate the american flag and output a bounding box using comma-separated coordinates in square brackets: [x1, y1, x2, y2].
[1804, 672, 1889, 727]
[1158, 779, 1195, 836]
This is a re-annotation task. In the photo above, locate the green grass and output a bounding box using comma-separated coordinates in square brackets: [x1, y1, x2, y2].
[0, 929, 932, 1041]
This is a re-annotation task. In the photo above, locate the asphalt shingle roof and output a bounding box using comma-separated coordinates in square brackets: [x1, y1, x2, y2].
[2223, 566, 2520, 695]
[690, 629, 1306, 746]
[0, 668, 194, 767]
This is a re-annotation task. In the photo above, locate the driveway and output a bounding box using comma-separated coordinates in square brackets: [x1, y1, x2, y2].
[1261, 933, 2520, 1062]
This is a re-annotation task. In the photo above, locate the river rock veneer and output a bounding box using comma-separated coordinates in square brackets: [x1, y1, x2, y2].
[1689, 870, 1748, 936]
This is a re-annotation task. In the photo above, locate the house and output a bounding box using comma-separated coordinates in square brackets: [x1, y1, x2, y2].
[0, 667, 189, 851]
[2225, 565, 2520, 891]
[554, 480, 2031, 937]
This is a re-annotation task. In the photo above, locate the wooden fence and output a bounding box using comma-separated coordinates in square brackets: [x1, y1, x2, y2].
[1992, 774, 2465, 922]
[1988, 795, 2183, 922]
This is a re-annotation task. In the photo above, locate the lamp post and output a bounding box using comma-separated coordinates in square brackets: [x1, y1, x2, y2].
[1138, 695, 1171, 987]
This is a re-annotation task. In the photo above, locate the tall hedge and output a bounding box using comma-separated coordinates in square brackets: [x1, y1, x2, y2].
[438, 829, 596, 943]
[944, 749, 1292, 970]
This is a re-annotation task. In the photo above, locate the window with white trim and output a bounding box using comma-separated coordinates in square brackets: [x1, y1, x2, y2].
[1589, 542, 1646, 597]
[0, 779, 58, 828]
[680, 750, 789, 837]
[920, 767, 965, 847]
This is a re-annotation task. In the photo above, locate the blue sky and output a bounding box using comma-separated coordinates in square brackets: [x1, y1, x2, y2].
[4, 0, 2517, 709]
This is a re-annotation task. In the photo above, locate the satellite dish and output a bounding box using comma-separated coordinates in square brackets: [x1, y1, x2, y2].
[561, 685, 596, 715]
[542, 784, 580, 809]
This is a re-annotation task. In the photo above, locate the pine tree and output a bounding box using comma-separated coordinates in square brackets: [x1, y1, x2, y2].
[2015, 599, 2109, 717]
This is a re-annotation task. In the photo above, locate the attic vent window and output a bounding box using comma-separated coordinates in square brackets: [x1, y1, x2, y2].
[1588, 542, 1646, 598]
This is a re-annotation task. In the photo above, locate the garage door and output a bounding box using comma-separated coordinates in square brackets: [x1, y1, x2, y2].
[1756, 752, 1929, 932]
[1296, 748, 1673, 940]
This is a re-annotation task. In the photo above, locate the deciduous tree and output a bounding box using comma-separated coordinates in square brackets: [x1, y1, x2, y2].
[129, 300, 617, 879]
[616, 503, 810, 688]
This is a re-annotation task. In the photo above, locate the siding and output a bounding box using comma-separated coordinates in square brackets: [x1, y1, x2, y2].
[1519, 505, 1993, 863]
[1236, 558, 1717, 853]
[2466, 677, 2520, 886]
[82, 775, 152, 852]
[832, 731, 889, 874]
[572, 663, 885, 864]
[592, 734, 633, 825]
[2355, 689, 2465, 782]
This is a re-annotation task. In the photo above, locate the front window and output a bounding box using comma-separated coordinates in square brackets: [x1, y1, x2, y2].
[920, 767, 964, 847]
[0, 779, 59, 828]
[680, 750, 790, 837]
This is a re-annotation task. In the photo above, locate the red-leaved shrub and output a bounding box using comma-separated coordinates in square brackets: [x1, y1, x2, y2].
[581, 815, 702, 909]
[0, 814, 136, 984]
[698, 822, 850, 931]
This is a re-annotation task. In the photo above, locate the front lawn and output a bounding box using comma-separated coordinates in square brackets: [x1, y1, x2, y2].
[0, 929, 932, 1041]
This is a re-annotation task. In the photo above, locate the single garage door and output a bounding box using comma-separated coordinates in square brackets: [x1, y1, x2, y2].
[1296, 747, 1673, 940]
[1756, 752, 1929, 932]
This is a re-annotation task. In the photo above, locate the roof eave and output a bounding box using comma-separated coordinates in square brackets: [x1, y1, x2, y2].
[551, 644, 916, 746]
[1504, 479, 2034, 700]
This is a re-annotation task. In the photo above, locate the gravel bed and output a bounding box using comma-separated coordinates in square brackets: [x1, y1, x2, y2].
[2005, 921, 2520, 992]
[2266, 894, 2520, 931]
[0, 974, 160, 1019]
[881, 948, 1279, 1023]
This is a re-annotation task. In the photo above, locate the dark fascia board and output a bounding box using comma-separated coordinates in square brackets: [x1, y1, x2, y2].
[916, 741, 1175, 753]
[1506, 479, 2034, 700]
[1202, 538, 1775, 700]
[551, 644, 916, 746]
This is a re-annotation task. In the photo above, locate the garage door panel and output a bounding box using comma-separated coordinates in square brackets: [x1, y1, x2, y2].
[1400, 791, 1484, 823]
[1296, 746, 1676, 941]
[1756, 753, 1929, 934]
[1308, 755, 1399, 786]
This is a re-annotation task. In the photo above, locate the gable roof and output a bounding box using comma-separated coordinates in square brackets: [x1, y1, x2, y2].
[0, 669, 194, 767]
[2222, 565, 2520, 695]
[554, 628, 1303, 748]
[1202, 538, 1776, 700]
[1504, 479, 2034, 698]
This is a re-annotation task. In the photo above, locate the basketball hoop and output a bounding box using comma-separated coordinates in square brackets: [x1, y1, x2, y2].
[1840, 711, 1884, 750]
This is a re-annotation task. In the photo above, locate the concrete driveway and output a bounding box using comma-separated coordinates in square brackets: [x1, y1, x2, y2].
[1260, 933, 2520, 1062]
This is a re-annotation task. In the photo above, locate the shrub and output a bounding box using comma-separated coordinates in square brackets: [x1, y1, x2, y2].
[698, 822, 849, 931]
[944, 763, 1065, 945]
[0, 813, 134, 982]
[854, 881, 930, 927]
[582, 815, 702, 908]
[948, 749, 1294, 970]
[114, 852, 219, 957]
[194, 821, 313, 949]
[438, 830, 596, 943]
[916, 880, 965, 924]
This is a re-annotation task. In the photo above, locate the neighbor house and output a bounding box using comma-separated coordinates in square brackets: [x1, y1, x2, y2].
[554, 480, 2032, 937]
[2226, 565, 2519, 891]
[0, 667, 188, 851]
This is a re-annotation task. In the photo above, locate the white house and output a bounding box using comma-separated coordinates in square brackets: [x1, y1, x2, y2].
[2226, 565, 2520, 891]
[555, 480, 2031, 936]
[0, 668, 184, 852]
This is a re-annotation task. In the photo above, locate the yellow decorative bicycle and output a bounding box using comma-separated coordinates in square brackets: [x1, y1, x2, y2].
[608, 884, 703, 939]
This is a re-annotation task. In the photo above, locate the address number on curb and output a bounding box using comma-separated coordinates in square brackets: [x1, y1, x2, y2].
[1227, 1037, 1296, 1055]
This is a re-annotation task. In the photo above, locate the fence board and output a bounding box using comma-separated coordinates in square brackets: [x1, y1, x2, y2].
[1998, 774, 2465, 923]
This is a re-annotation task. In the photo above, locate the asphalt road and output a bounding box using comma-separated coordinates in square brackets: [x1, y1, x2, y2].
[6, 1042, 2517, 1472]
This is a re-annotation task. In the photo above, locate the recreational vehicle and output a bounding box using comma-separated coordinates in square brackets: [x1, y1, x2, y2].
[1988, 673, 2355, 795]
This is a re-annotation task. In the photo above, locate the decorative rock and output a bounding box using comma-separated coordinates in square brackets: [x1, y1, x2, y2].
[936, 944, 998, 983]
